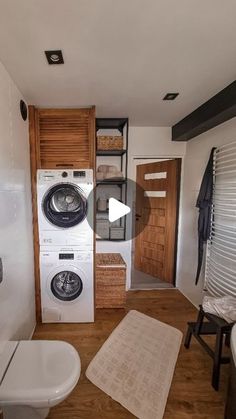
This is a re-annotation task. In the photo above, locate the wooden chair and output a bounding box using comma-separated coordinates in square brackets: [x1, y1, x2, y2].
[184, 305, 234, 390]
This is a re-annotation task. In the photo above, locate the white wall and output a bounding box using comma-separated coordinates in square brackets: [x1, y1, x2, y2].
[97, 126, 186, 289]
[177, 117, 236, 307]
[0, 61, 35, 341]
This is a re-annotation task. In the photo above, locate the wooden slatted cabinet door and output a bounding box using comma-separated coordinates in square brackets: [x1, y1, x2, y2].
[134, 159, 181, 284]
[38, 107, 95, 169]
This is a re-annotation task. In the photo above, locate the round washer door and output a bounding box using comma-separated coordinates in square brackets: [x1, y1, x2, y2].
[42, 183, 87, 228]
[50, 270, 83, 301]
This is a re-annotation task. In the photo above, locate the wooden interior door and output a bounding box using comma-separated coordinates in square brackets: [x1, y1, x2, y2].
[134, 159, 181, 284]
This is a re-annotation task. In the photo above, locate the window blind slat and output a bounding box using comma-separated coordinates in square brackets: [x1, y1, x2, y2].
[208, 261, 235, 280]
[207, 264, 236, 287]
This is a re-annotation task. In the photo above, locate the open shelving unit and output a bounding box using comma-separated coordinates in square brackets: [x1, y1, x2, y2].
[96, 117, 129, 241]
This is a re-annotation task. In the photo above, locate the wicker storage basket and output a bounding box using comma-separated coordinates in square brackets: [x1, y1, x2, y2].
[96, 253, 126, 308]
[97, 136, 123, 151]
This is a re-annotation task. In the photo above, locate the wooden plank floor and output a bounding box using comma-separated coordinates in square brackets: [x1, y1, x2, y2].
[33, 290, 229, 418]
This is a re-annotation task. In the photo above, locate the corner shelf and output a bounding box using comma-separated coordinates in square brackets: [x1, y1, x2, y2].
[96, 118, 128, 134]
[96, 238, 126, 242]
[96, 179, 126, 186]
[96, 149, 126, 156]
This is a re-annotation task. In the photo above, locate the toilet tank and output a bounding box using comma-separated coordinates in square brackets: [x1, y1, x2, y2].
[0, 342, 18, 383]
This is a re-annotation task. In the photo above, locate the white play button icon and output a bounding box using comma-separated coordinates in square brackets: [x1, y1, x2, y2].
[108, 198, 131, 222]
[89, 178, 150, 240]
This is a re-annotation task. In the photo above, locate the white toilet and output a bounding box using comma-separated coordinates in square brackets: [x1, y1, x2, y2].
[0, 340, 81, 419]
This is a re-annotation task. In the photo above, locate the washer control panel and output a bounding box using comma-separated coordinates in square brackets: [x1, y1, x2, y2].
[73, 171, 85, 178]
[59, 253, 74, 260]
[37, 169, 93, 184]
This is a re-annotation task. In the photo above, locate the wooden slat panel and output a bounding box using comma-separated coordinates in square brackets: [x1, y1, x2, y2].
[142, 226, 165, 245]
[148, 197, 167, 209]
[142, 225, 165, 235]
[143, 241, 164, 252]
[29, 106, 41, 322]
[38, 107, 95, 169]
[142, 207, 165, 217]
[142, 178, 168, 190]
[143, 247, 164, 262]
[144, 214, 166, 227]
[140, 256, 163, 277]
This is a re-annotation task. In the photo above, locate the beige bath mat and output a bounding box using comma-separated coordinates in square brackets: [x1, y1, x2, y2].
[86, 310, 182, 419]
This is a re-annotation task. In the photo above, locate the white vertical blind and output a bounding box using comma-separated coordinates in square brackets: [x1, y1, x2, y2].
[205, 141, 236, 297]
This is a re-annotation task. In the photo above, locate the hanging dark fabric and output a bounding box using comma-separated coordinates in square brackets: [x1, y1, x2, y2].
[195, 147, 216, 285]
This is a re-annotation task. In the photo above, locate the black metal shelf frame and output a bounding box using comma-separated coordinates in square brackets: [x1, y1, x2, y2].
[96, 118, 128, 134]
[96, 238, 127, 242]
[96, 149, 127, 156]
[96, 179, 126, 186]
[96, 117, 129, 242]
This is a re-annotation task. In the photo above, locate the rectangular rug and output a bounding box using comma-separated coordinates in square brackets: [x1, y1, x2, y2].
[86, 310, 182, 419]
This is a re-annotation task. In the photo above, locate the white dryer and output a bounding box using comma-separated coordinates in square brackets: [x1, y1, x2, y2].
[37, 169, 94, 249]
[40, 247, 94, 323]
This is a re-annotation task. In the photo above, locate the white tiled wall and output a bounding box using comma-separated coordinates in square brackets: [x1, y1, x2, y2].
[0, 61, 35, 341]
[177, 117, 236, 307]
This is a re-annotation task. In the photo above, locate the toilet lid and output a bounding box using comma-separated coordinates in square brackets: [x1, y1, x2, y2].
[0, 341, 18, 383]
[0, 340, 80, 405]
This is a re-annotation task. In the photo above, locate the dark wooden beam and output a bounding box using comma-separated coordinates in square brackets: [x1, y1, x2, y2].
[172, 81, 236, 141]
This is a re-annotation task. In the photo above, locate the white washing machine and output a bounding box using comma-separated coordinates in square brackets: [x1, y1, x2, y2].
[37, 169, 94, 249]
[40, 247, 94, 323]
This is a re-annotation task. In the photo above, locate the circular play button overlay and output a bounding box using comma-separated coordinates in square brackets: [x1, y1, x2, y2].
[108, 198, 131, 222]
[87, 178, 151, 241]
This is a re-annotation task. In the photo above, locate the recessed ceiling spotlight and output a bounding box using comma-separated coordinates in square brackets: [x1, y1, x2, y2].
[163, 93, 179, 101]
[45, 50, 64, 65]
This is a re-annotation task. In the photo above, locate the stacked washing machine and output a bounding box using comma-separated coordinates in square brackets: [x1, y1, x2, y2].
[37, 169, 94, 323]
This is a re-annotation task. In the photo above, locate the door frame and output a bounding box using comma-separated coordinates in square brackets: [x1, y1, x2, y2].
[130, 155, 183, 288]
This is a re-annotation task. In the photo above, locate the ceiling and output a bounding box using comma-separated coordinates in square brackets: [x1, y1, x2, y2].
[0, 0, 236, 126]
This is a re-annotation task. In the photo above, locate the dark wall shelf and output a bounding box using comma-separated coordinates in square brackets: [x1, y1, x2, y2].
[96, 179, 126, 186]
[96, 149, 126, 156]
[96, 118, 128, 134]
[96, 238, 126, 242]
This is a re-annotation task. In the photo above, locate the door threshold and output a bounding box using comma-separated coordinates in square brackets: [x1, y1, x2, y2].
[130, 283, 174, 290]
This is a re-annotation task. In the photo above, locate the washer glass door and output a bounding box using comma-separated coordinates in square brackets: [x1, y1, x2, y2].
[43, 183, 87, 228]
[51, 270, 83, 301]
